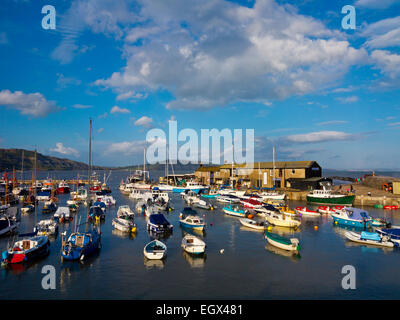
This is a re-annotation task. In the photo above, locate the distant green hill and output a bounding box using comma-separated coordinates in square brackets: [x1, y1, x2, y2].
[0, 148, 104, 171]
[0, 148, 201, 173]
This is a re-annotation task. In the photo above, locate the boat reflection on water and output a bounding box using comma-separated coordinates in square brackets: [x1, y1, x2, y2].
[343, 238, 394, 254]
[181, 227, 206, 238]
[182, 251, 206, 268]
[148, 230, 172, 241]
[265, 243, 301, 261]
[332, 224, 367, 238]
[267, 225, 301, 237]
[144, 257, 165, 270]
[112, 229, 137, 240]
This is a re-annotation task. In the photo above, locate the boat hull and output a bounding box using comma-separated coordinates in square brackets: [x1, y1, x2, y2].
[223, 208, 246, 217]
[265, 232, 299, 251]
[332, 214, 372, 228]
[179, 221, 205, 231]
[307, 195, 355, 206]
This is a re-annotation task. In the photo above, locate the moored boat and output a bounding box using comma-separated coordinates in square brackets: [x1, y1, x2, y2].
[179, 208, 206, 231]
[344, 231, 395, 248]
[147, 213, 173, 233]
[317, 206, 336, 214]
[294, 206, 320, 217]
[222, 204, 246, 217]
[376, 228, 400, 244]
[181, 234, 206, 255]
[241, 198, 263, 209]
[112, 216, 137, 233]
[265, 231, 300, 251]
[239, 218, 266, 231]
[172, 181, 208, 194]
[264, 211, 301, 228]
[331, 207, 373, 229]
[54, 207, 73, 223]
[34, 219, 58, 236]
[143, 240, 167, 260]
[307, 187, 355, 206]
[1, 235, 50, 265]
[57, 181, 70, 194]
[61, 227, 101, 261]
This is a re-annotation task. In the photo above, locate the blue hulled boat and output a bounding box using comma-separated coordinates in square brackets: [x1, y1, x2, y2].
[331, 207, 373, 228]
[179, 207, 206, 231]
[88, 206, 105, 221]
[376, 228, 400, 244]
[61, 227, 101, 261]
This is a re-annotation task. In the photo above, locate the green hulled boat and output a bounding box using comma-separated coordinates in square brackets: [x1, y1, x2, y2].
[306, 189, 355, 206]
[265, 231, 300, 251]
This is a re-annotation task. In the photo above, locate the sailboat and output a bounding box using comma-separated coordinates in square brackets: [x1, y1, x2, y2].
[61, 224, 101, 261]
[155, 144, 175, 192]
[131, 149, 152, 190]
[1, 150, 51, 266]
[259, 146, 286, 201]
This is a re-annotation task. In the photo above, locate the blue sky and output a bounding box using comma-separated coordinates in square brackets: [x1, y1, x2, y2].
[0, 0, 399, 170]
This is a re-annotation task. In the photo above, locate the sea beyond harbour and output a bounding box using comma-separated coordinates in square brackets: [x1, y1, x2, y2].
[1, 170, 400, 299]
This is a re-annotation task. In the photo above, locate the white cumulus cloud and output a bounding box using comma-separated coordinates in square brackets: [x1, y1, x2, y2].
[110, 105, 131, 114]
[50, 142, 80, 157]
[134, 116, 153, 128]
[0, 89, 59, 117]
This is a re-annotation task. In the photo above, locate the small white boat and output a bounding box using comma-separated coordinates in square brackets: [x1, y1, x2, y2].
[34, 219, 58, 236]
[260, 192, 286, 201]
[53, 207, 72, 222]
[264, 211, 301, 228]
[112, 217, 137, 233]
[344, 231, 395, 248]
[216, 194, 241, 203]
[21, 205, 35, 214]
[143, 240, 167, 260]
[265, 231, 300, 251]
[179, 208, 206, 231]
[96, 195, 116, 206]
[117, 205, 135, 218]
[294, 206, 320, 217]
[239, 218, 267, 231]
[181, 234, 206, 255]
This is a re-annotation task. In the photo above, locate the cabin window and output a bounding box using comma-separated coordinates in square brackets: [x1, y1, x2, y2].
[187, 219, 192, 223]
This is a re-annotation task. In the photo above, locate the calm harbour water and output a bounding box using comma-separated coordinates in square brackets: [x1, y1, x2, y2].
[1, 170, 400, 300]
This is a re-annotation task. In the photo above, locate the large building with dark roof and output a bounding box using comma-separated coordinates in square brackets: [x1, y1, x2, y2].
[195, 161, 322, 189]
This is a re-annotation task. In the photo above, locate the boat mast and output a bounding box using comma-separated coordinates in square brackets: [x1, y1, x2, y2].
[88, 118, 92, 190]
[86, 118, 92, 231]
[34, 148, 37, 226]
[21, 150, 24, 182]
[143, 148, 147, 182]
[272, 145, 275, 189]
